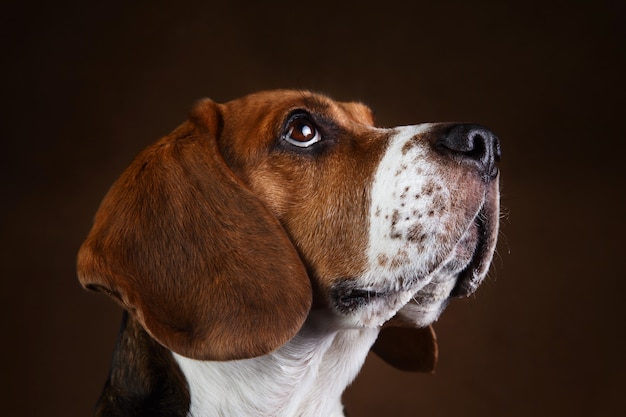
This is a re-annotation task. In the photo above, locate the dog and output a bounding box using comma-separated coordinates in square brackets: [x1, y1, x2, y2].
[77, 90, 501, 417]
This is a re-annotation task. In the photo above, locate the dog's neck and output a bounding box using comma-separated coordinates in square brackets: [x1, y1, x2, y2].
[174, 311, 379, 417]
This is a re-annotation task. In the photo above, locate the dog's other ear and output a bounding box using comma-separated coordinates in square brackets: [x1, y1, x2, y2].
[77, 98, 312, 361]
[372, 317, 438, 373]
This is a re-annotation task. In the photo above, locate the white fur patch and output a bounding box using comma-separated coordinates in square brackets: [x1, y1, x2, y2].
[367, 124, 447, 278]
[174, 312, 378, 417]
[345, 124, 484, 328]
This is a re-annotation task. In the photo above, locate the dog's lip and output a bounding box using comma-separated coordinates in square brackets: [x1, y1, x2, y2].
[449, 229, 484, 297]
[450, 196, 498, 297]
[332, 288, 386, 312]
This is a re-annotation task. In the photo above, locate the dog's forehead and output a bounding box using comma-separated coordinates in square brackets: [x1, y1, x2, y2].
[222, 90, 374, 127]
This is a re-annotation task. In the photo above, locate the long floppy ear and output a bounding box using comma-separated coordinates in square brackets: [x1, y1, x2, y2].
[372, 314, 438, 373]
[77, 99, 312, 361]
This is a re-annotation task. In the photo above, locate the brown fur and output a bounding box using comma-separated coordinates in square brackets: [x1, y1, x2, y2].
[77, 98, 311, 361]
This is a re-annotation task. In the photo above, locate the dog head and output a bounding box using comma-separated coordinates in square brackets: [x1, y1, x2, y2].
[77, 90, 500, 367]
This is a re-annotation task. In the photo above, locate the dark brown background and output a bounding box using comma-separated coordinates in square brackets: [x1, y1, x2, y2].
[2, 1, 624, 416]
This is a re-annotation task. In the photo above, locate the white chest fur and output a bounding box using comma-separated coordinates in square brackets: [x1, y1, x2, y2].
[174, 312, 379, 417]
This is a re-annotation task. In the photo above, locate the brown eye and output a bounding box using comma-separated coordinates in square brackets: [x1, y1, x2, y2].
[283, 116, 322, 147]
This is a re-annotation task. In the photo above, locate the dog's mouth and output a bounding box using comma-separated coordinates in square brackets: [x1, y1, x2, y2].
[333, 288, 389, 313]
[449, 185, 500, 297]
[407, 183, 500, 309]
[330, 181, 500, 322]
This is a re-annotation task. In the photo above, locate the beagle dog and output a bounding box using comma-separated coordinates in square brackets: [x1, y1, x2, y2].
[77, 90, 501, 417]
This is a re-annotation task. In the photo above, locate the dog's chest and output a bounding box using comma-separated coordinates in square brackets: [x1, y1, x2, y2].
[174, 326, 379, 417]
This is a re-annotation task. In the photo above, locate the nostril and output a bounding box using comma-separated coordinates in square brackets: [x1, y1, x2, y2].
[437, 124, 501, 179]
[465, 130, 488, 160]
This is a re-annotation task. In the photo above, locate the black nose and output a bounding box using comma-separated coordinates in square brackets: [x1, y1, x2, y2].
[437, 124, 501, 180]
